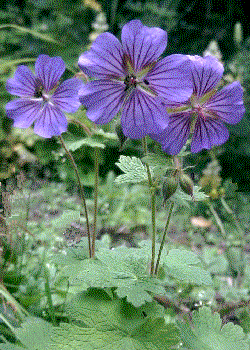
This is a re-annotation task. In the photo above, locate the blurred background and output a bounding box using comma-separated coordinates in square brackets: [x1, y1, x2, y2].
[0, 0, 249, 191]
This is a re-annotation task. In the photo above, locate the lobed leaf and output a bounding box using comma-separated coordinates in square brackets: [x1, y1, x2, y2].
[161, 249, 212, 285]
[115, 156, 152, 184]
[177, 306, 248, 350]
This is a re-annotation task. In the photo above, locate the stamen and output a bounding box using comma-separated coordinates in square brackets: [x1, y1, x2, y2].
[124, 74, 137, 91]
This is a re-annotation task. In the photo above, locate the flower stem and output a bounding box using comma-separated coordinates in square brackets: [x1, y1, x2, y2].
[155, 201, 174, 275]
[58, 135, 91, 258]
[91, 147, 99, 258]
[207, 200, 226, 239]
[142, 137, 156, 275]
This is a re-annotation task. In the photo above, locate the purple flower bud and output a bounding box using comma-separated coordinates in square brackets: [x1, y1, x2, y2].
[179, 173, 194, 199]
[162, 176, 178, 204]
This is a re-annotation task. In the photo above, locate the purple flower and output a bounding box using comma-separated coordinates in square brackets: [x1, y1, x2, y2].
[5, 55, 82, 138]
[151, 55, 245, 154]
[78, 20, 193, 139]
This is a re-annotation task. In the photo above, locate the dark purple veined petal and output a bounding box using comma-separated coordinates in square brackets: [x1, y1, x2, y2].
[121, 20, 167, 73]
[79, 80, 125, 124]
[150, 111, 191, 155]
[188, 55, 224, 98]
[5, 98, 42, 128]
[120, 89, 169, 139]
[206, 81, 245, 124]
[146, 54, 193, 105]
[52, 78, 82, 113]
[78, 33, 125, 79]
[6, 66, 38, 97]
[191, 116, 229, 153]
[33, 103, 67, 138]
[35, 55, 65, 93]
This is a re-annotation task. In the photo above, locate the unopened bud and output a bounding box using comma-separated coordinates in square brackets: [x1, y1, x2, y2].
[234, 22, 242, 46]
[179, 173, 194, 199]
[162, 176, 178, 204]
[209, 188, 218, 199]
[115, 124, 127, 151]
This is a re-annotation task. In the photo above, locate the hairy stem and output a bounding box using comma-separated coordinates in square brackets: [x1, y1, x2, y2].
[142, 137, 156, 275]
[59, 135, 91, 258]
[91, 147, 99, 258]
[155, 201, 175, 275]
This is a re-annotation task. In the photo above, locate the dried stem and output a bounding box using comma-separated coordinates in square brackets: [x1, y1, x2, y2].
[58, 135, 91, 258]
[155, 201, 175, 275]
[142, 137, 156, 275]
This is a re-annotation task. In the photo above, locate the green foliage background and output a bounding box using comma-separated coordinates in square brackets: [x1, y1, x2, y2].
[1, 1, 250, 349]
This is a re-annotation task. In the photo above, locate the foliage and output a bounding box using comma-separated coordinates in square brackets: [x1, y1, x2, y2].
[0, 290, 180, 349]
[115, 155, 152, 184]
[177, 306, 248, 350]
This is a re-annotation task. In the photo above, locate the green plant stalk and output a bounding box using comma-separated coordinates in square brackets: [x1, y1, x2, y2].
[91, 147, 99, 258]
[207, 200, 241, 280]
[220, 196, 245, 282]
[207, 201, 226, 239]
[155, 201, 175, 275]
[220, 196, 245, 238]
[0, 284, 28, 320]
[142, 137, 156, 275]
[59, 135, 91, 258]
[44, 266, 56, 326]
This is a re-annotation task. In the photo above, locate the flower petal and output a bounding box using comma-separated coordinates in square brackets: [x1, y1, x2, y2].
[188, 55, 224, 98]
[33, 104, 67, 138]
[121, 89, 169, 139]
[121, 20, 167, 72]
[206, 81, 245, 124]
[151, 112, 191, 155]
[79, 80, 125, 124]
[52, 78, 82, 113]
[6, 66, 37, 97]
[78, 32, 125, 79]
[146, 54, 193, 104]
[191, 117, 229, 153]
[35, 55, 65, 92]
[5, 98, 41, 128]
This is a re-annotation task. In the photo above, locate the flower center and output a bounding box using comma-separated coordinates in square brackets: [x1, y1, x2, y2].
[190, 94, 209, 120]
[34, 85, 52, 105]
[124, 74, 137, 91]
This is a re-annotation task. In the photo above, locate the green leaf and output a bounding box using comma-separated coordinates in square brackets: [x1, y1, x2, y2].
[177, 306, 248, 350]
[68, 258, 117, 290]
[115, 156, 152, 184]
[96, 247, 166, 307]
[0, 345, 25, 350]
[162, 249, 212, 285]
[66, 137, 105, 151]
[55, 241, 167, 307]
[141, 153, 172, 178]
[0, 292, 179, 350]
[58, 289, 180, 350]
[0, 317, 53, 350]
[172, 185, 208, 207]
[202, 247, 229, 274]
[0, 24, 60, 44]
